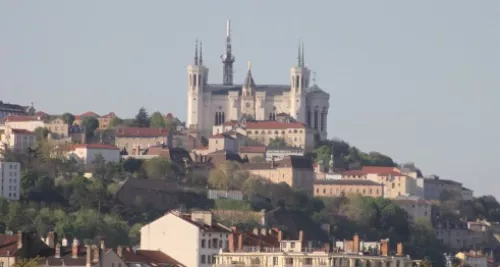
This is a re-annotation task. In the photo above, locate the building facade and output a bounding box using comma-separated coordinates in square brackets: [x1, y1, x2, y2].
[392, 196, 432, 223]
[0, 161, 21, 200]
[140, 211, 231, 267]
[314, 180, 384, 198]
[67, 144, 120, 164]
[186, 20, 330, 140]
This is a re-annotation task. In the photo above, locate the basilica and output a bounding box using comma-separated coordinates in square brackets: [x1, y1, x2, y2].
[186, 20, 330, 139]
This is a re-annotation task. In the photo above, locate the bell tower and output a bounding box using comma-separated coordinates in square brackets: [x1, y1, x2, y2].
[290, 41, 310, 121]
[187, 40, 208, 130]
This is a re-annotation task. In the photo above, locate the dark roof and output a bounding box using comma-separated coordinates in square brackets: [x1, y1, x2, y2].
[243, 69, 256, 88]
[172, 213, 231, 233]
[205, 84, 290, 96]
[122, 249, 186, 267]
[0, 101, 28, 114]
[241, 155, 313, 170]
[205, 150, 244, 167]
[314, 180, 383, 186]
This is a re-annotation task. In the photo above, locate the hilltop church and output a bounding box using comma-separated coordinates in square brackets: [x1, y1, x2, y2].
[186, 20, 330, 139]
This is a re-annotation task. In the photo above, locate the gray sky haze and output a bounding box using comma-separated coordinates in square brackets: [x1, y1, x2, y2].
[0, 1, 499, 197]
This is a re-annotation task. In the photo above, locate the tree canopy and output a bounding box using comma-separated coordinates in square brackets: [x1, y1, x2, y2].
[81, 117, 99, 137]
[149, 111, 166, 128]
[133, 107, 150, 128]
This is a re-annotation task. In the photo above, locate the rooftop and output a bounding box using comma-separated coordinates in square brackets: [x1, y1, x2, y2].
[314, 180, 382, 186]
[69, 144, 119, 150]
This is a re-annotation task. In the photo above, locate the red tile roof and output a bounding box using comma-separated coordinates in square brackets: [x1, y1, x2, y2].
[69, 144, 119, 150]
[35, 111, 49, 117]
[239, 146, 266, 153]
[3, 115, 41, 122]
[122, 249, 185, 267]
[0, 234, 18, 256]
[116, 127, 170, 138]
[11, 129, 36, 135]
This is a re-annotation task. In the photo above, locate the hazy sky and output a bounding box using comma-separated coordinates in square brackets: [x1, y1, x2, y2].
[0, 1, 499, 198]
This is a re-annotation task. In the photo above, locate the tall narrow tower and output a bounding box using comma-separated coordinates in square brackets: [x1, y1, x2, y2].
[290, 41, 310, 121]
[221, 20, 235, 85]
[187, 40, 208, 130]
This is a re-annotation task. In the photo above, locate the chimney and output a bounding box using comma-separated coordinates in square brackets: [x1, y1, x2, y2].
[72, 238, 79, 258]
[85, 245, 91, 267]
[353, 234, 360, 253]
[231, 226, 237, 233]
[396, 242, 404, 256]
[278, 230, 283, 241]
[92, 245, 99, 263]
[61, 237, 68, 247]
[117, 246, 123, 258]
[136, 145, 141, 155]
[17, 231, 22, 249]
[380, 239, 389, 257]
[298, 230, 304, 243]
[100, 240, 105, 250]
[55, 243, 61, 259]
[261, 228, 267, 236]
[253, 228, 259, 236]
[237, 233, 243, 252]
[46, 232, 55, 248]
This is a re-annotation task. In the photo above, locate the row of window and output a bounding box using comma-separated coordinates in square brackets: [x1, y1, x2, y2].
[200, 239, 229, 250]
[316, 187, 380, 195]
[200, 254, 216, 264]
[247, 129, 304, 134]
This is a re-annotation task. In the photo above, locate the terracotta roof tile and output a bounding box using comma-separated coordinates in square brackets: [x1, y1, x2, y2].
[80, 111, 100, 117]
[11, 128, 36, 135]
[69, 144, 119, 150]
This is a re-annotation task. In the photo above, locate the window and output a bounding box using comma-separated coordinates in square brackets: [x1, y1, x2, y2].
[200, 255, 206, 264]
[273, 257, 278, 265]
[290, 242, 295, 248]
[201, 239, 206, 248]
[207, 256, 211, 264]
[323, 189, 326, 194]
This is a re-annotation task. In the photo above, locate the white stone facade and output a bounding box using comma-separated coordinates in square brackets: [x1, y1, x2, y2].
[186, 22, 330, 140]
[0, 161, 21, 200]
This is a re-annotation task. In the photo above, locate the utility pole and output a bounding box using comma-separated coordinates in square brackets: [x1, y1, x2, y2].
[96, 200, 103, 267]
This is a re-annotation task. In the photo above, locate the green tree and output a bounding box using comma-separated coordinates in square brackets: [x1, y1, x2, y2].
[81, 116, 99, 137]
[165, 119, 177, 132]
[133, 107, 150, 128]
[268, 137, 287, 148]
[34, 127, 49, 141]
[149, 111, 166, 128]
[61, 113, 75, 125]
[108, 116, 124, 129]
[143, 158, 178, 180]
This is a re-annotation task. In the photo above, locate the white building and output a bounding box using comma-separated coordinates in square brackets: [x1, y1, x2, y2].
[140, 211, 231, 267]
[186, 20, 330, 139]
[67, 144, 120, 164]
[0, 161, 21, 200]
[0, 127, 37, 152]
[2, 115, 45, 132]
[455, 251, 488, 267]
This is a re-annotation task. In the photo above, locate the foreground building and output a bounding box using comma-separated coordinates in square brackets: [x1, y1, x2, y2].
[140, 210, 231, 267]
[186, 20, 330, 140]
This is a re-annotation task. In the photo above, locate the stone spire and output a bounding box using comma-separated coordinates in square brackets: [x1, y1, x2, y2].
[194, 39, 199, 65]
[243, 61, 255, 88]
[199, 41, 203, 65]
[221, 19, 235, 85]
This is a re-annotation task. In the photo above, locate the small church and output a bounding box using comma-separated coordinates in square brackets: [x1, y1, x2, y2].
[186, 20, 330, 139]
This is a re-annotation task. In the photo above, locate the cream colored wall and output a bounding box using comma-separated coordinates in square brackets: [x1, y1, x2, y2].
[115, 136, 167, 152]
[45, 119, 69, 138]
[140, 214, 200, 267]
[5, 120, 44, 132]
[245, 127, 314, 151]
[248, 167, 313, 196]
[396, 202, 431, 222]
[0, 256, 16, 267]
[314, 184, 383, 198]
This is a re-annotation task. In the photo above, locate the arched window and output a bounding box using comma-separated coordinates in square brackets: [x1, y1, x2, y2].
[306, 108, 311, 127]
[314, 107, 319, 130]
[295, 76, 300, 91]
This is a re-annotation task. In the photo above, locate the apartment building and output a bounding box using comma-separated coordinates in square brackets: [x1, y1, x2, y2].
[423, 176, 463, 200]
[313, 180, 384, 198]
[115, 127, 172, 153]
[434, 221, 469, 250]
[241, 155, 315, 196]
[0, 101, 28, 119]
[140, 211, 231, 267]
[0, 161, 21, 200]
[2, 115, 45, 132]
[67, 144, 120, 164]
[208, 134, 238, 154]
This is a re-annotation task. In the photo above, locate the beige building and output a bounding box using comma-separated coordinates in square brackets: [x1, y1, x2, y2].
[341, 167, 420, 199]
[98, 112, 116, 129]
[45, 117, 69, 138]
[140, 210, 231, 267]
[314, 180, 384, 198]
[115, 127, 172, 153]
[67, 144, 120, 164]
[392, 196, 432, 223]
[215, 120, 316, 152]
[207, 133, 239, 154]
[241, 156, 315, 196]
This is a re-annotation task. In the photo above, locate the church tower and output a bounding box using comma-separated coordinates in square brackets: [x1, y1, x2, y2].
[187, 40, 208, 130]
[221, 20, 235, 85]
[290, 41, 310, 121]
